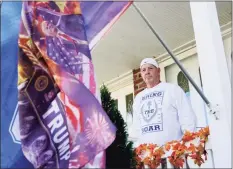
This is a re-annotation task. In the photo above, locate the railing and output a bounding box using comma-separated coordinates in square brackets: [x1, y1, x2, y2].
[138, 137, 214, 169]
[146, 148, 213, 168]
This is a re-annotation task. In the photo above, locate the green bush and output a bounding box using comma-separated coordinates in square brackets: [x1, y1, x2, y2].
[100, 85, 136, 168]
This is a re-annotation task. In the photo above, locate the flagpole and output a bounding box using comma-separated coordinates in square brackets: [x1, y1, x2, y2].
[132, 3, 219, 119]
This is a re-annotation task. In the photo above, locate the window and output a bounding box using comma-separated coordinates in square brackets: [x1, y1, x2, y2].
[177, 71, 190, 93]
[126, 93, 134, 125]
[125, 93, 133, 114]
[114, 99, 118, 109]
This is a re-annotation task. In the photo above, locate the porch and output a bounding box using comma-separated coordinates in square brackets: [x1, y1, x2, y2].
[91, 1, 232, 168]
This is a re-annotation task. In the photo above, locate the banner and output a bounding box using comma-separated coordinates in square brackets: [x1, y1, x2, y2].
[1, 1, 131, 168]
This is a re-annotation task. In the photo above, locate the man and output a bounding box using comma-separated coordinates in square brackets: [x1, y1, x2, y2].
[129, 58, 196, 147]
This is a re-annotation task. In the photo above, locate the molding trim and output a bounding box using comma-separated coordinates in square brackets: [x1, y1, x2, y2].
[103, 70, 133, 92]
[155, 22, 232, 64]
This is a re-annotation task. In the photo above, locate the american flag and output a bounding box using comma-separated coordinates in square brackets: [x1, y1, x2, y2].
[45, 36, 97, 95]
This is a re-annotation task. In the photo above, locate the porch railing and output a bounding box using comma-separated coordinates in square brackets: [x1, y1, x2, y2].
[142, 139, 214, 169]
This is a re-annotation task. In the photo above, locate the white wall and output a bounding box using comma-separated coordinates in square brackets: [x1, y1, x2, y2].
[110, 84, 134, 126]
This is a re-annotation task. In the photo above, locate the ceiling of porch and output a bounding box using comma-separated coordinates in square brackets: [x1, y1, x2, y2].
[91, 1, 232, 87]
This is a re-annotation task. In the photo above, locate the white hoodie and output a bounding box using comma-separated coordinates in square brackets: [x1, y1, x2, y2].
[129, 82, 196, 147]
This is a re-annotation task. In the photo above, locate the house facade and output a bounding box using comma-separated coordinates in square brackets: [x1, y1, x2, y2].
[104, 25, 231, 129]
[92, 1, 232, 168]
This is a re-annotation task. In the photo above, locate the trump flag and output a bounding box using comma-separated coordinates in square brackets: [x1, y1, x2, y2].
[1, 1, 131, 168]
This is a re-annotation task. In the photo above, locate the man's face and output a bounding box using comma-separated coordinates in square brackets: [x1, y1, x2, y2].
[140, 63, 160, 86]
[41, 21, 58, 37]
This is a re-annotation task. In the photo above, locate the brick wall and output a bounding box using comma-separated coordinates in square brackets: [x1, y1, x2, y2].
[133, 68, 146, 96]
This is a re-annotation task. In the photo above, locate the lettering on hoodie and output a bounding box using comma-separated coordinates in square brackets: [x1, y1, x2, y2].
[140, 91, 164, 133]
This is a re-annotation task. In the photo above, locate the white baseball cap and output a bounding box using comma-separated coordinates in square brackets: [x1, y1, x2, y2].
[140, 58, 159, 68]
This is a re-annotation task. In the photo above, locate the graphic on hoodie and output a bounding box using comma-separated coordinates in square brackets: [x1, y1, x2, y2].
[140, 91, 164, 134]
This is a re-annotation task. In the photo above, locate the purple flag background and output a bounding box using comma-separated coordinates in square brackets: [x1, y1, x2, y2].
[81, 1, 131, 49]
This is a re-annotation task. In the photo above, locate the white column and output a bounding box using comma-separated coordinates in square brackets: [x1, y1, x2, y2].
[190, 2, 231, 168]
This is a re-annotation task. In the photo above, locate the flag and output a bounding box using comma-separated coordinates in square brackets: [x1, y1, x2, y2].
[18, 1, 115, 168]
[80, 1, 132, 49]
[1, 1, 131, 168]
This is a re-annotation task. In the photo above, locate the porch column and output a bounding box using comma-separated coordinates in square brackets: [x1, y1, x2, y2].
[190, 2, 231, 168]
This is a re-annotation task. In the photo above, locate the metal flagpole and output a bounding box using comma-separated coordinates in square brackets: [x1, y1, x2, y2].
[133, 3, 219, 119]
